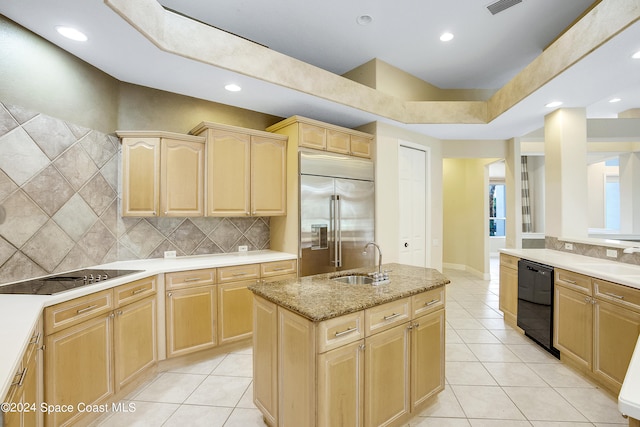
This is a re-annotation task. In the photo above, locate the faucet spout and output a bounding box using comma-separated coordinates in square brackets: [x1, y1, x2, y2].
[363, 242, 383, 274]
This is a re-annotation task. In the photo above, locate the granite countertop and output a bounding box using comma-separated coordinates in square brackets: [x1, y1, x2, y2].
[248, 263, 450, 322]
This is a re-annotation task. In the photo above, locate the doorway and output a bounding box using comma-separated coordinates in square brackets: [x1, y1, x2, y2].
[398, 143, 429, 267]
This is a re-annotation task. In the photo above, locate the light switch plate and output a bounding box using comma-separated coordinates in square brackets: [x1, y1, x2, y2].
[564, 243, 573, 250]
[238, 245, 248, 253]
[164, 250, 177, 259]
[606, 249, 618, 258]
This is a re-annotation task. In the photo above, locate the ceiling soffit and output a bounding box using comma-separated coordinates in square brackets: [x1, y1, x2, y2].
[106, 0, 639, 126]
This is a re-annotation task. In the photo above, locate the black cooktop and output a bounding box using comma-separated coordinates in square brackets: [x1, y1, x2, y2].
[0, 269, 144, 295]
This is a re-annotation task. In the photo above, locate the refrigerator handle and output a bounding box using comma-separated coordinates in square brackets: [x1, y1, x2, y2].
[336, 194, 342, 267]
[330, 195, 337, 267]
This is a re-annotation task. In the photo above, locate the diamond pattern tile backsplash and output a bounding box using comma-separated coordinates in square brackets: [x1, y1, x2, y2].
[0, 101, 271, 284]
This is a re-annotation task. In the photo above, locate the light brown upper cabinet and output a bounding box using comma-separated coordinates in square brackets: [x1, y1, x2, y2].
[118, 131, 205, 217]
[273, 116, 373, 159]
[191, 122, 287, 217]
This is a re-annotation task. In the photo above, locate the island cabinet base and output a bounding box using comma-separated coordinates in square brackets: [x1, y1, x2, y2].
[253, 286, 445, 427]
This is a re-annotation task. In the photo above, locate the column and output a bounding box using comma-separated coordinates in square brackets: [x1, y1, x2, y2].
[544, 108, 589, 239]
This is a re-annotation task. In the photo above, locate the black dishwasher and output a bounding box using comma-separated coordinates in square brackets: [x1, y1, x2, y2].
[517, 259, 560, 358]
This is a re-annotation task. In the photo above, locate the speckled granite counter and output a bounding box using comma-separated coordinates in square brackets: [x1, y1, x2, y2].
[248, 263, 450, 321]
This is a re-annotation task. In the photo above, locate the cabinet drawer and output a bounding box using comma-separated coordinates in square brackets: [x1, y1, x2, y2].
[500, 253, 519, 269]
[115, 276, 157, 307]
[218, 264, 260, 283]
[594, 279, 640, 313]
[555, 268, 592, 295]
[45, 289, 113, 335]
[262, 273, 297, 284]
[412, 287, 445, 318]
[317, 311, 365, 353]
[261, 260, 297, 278]
[365, 297, 411, 337]
[166, 268, 216, 290]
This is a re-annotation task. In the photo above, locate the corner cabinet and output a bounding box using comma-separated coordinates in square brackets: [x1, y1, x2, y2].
[43, 277, 157, 427]
[118, 131, 205, 217]
[190, 122, 287, 217]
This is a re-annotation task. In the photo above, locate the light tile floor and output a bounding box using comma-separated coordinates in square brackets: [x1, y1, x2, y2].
[96, 258, 628, 426]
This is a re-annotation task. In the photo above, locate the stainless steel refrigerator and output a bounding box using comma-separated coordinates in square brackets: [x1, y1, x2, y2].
[299, 149, 375, 277]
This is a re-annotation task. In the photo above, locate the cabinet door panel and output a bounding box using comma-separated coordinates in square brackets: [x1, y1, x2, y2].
[554, 284, 593, 369]
[45, 314, 113, 427]
[207, 130, 250, 216]
[218, 281, 254, 345]
[326, 129, 350, 154]
[253, 296, 278, 426]
[594, 298, 640, 393]
[499, 265, 518, 324]
[121, 138, 160, 217]
[317, 340, 364, 427]
[364, 322, 410, 427]
[299, 123, 326, 150]
[278, 308, 315, 427]
[161, 138, 205, 216]
[166, 286, 216, 358]
[412, 309, 445, 409]
[114, 296, 157, 392]
[349, 135, 371, 158]
[251, 136, 286, 216]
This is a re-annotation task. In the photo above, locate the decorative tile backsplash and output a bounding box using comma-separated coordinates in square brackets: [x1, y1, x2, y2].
[0, 101, 270, 284]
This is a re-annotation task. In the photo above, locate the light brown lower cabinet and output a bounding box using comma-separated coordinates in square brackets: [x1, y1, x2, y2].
[166, 285, 217, 358]
[498, 254, 518, 326]
[254, 287, 445, 427]
[218, 280, 254, 345]
[3, 321, 42, 427]
[553, 270, 640, 395]
[44, 278, 157, 427]
[554, 282, 593, 370]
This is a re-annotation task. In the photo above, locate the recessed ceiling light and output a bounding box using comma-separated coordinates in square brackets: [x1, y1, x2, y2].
[632, 50, 640, 59]
[609, 97, 622, 103]
[356, 15, 373, 25]
[440, 32, 454, 42]
[224, 84, 242, 92]
[545, 101, 563, 108]
[55, 26, 88, 42]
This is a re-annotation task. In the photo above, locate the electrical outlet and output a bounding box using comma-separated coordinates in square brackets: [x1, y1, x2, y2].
[164, 250, 176, 259]
[238, 245, 248, 253]
[606, 249, 618, 258]
[564, 243, 573, 251]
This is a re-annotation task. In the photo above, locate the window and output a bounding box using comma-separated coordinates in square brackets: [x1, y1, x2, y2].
[489, 183, 506, 236]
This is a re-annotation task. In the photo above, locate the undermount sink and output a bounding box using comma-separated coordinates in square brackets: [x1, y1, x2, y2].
[332, 275, 374, 285]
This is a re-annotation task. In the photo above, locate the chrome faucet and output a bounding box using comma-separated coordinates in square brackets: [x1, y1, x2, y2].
[363, 242, 383, 274]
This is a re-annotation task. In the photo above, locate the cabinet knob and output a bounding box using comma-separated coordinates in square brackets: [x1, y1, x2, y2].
[168, 292, 173, 297]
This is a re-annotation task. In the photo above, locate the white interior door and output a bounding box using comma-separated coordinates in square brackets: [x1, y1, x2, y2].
[398, 144, 428, 267]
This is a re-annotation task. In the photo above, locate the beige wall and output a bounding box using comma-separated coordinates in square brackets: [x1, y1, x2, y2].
[366, 121, 443, 271]
[342, 59, 495, 102]
[0, 16, 281, 134]
[0, 15, 120, 133]
[443, 158, 500, 277]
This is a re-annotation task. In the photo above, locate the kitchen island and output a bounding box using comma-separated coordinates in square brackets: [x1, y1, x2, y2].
[249, 263, 450, 427]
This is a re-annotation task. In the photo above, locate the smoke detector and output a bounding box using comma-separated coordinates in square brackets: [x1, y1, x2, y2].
[486, 0, 523, 15]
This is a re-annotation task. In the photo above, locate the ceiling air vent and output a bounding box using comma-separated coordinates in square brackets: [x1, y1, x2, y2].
[486, 0, 523, 15]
